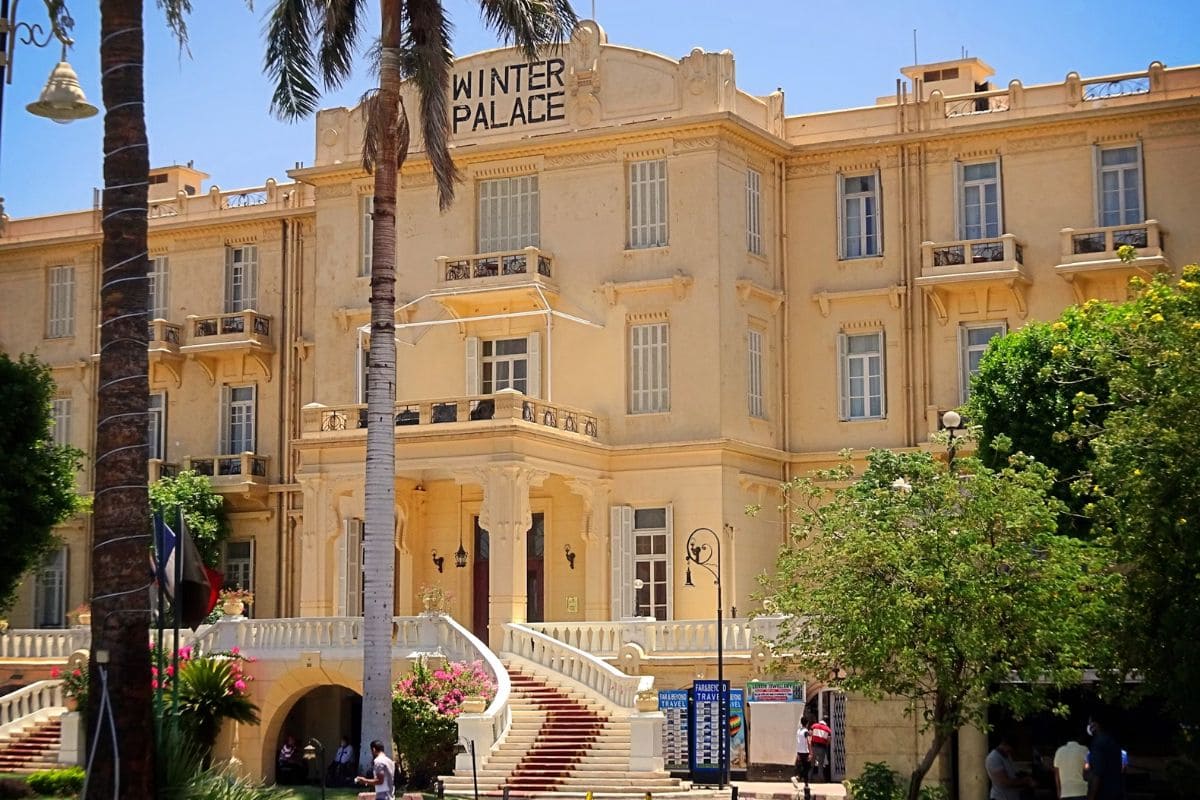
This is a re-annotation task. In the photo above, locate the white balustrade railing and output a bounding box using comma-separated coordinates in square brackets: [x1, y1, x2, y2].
[0, 680, 63, 739]
[432, 614, 512, 755]
[503, 623, 650, 709]
[524, 616, 786, 657]
[0, 629, 89, 660]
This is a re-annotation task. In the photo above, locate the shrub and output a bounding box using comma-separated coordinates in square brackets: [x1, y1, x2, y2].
[0, 778, 33, 799]
[25, 767, 84, 796]
[846, 762, 901, 800]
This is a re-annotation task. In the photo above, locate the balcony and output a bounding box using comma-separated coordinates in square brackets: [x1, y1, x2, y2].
[186, 453, 270, 507]
[917, 234, 1030, 323]
[301, 391, 601, 442]
[147, 318, 185, 385]
[437, 246, 553, 286]
[1056, 221, 1168, 302]
[179, 310, 275, 383]
[147, 459, 180, 483]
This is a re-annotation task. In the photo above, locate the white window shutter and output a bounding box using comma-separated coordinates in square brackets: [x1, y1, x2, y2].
[526, 331, 541, 398]
[874, 169, 884, 254]
[958, 325, 970, 404]
[465, 336, 481, 395]
[248, 385, 258, 453]
[664, 505, 674, 621]
[835, 172, 845, 258]
[994, 156, 1005, 235]
[335, 521, 348, 616]
[219, 385, 231, 453]
[224, 249, 236, 312]
[610, 505, 634, 618]
[1092, 144, 1103, 226]
[347, 521, 363, 617]
[836, 333, 848, 421]
[361, 195, 374, 277]
[1134, 139, 1146, 222]
[878, 330, 888, 419]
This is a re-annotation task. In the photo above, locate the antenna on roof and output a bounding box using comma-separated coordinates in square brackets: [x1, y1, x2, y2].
[591, 0, 596, 19]
[912, 29, 918, 65]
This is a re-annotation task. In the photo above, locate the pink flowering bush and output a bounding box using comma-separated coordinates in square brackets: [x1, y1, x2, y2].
[49, 665, 88, 713]
[392, 658, 496, 788]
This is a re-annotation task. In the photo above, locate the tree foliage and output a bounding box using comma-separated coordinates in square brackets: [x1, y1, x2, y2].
[148, 470, 229, 566]
[0, 353, 85, 614]
[760, 449, 1116, 800]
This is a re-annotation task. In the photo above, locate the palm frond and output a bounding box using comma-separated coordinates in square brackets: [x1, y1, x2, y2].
[319, 0, 368, 88]
[476, 0, 579, 61]
[404, 0, 459, 209]
[155, 0, 195, 49]
[263, 0, 321, 119]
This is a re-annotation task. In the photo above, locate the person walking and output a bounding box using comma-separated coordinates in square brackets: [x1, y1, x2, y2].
[986, 732, 1036, 800]
[809, 718, 833, 783]
[1054, 734, 1089, 800]
[791, 716, 812, 791]
[355, 740, 396, 800]
[1087, 712, 1126, 800]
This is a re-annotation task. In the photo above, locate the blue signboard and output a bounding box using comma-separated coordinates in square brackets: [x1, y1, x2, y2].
[689, 679, 728, 785]
[658, 689, 689, 771]
[729, 688, 747, 770]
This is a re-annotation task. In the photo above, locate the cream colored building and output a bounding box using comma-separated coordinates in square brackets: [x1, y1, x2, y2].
[1, 20, 1198, 795]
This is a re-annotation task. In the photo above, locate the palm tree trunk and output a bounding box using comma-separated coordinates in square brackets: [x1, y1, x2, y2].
[360, 0, 402, 771]
[87, 1, 154, 798]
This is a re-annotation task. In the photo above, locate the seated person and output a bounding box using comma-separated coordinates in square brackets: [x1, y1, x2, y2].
[277, 735, 303, 784]
[328, 736, 356, 786]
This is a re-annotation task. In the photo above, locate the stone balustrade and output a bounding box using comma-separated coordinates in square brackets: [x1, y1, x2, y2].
[502, 623, 651, 711]
[525, 616, 784, 657]
[0, 680, 63, 739]
[0, 629, 89, 660]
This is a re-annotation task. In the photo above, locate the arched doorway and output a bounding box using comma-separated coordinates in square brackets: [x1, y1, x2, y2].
[273, 685, 362, 786]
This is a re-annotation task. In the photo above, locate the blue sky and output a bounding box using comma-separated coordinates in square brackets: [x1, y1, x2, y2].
[2, 0, 1197, 218]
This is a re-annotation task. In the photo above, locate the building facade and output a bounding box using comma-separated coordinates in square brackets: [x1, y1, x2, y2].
[2, 19, 1198, 794]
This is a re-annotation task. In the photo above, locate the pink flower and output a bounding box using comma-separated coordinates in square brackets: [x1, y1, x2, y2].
[50, 667, 61, 678]
[151, 680, 159, 689]
[231, 646, 240, 655]
[151, 667, 158, 676]
[179, 646, 192, 659]
[165, 665, 174, 677]
[234, 679, 246, 691]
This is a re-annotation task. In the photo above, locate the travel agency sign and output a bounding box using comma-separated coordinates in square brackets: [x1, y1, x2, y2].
[451, 57, 568, 135]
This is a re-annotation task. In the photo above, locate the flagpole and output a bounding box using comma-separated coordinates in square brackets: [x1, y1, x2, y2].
[154, 514, 166, 725]
[172, 509, 183, 725]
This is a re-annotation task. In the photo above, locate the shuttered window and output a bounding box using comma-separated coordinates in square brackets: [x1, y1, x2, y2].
[225, 245, 258, 312]
[748, 329, 765, 418]
[628, 159, 668, 249]
[959, 323, 1006, 403]
[957, 161, 1002, 240]
[148, 393, 166, 460]
[629, 322, 669, 413]
[360, 195, 374, 277]
[46, 265, 75, 338]
[838, 332, 885, 421]
[1097, 145, 1142, 226]
[610, 505, 673, 620]
[465, 333, 541, 398]
[336, 519, 364, 617]
[221, 385, 256, 454]
[51, 398, 71, 448]
[148, 256, 169, 320]
[34, 547, 67, 628]
[224, 540, 255, 616]
[839, 173, 881, 258]
[746, 169, 763, 255]
[478, 175, 539, 253]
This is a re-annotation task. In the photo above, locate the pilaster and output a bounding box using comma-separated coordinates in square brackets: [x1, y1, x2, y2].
[567, 477, 613, 620]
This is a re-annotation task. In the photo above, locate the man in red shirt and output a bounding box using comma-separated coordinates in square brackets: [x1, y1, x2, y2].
[809, 719, 833, 783]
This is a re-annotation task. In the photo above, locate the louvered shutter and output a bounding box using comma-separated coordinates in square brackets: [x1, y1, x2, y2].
[664, 505, 675, 620]
[526, 331, 541, 398]
[347, 520, 363, 617]
[610, 505, 634, 618]
[335, 521, 348, 616]
[220, 385, 231, 453]
[994, 156, 1005, 236]
[836, 333, 848, 421]
[877, 330, 888, 419]
[465, 336, 480, 395]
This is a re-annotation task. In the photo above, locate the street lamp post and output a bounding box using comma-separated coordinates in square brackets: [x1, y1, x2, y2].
[302, 738, 326, 800]
[942, 410, 963, 473]
[684, 526, 727, 789]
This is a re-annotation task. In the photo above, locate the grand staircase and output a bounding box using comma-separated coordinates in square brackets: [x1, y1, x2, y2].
[440, 661, 685, 796]
[0, 718, 63, 773]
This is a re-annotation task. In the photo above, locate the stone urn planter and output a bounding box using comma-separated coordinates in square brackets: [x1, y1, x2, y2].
[635, 689, 659, 712]
[222, 598, 246, 617]
[461, 695, 487, 714]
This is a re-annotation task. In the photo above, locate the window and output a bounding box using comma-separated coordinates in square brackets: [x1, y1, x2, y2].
[51, 398, 71, 448]
[959, 323, 1006, 402]
[464, 333, 541, 397]
[628, 159, 668, 249]
[629, 322, 669, 413]
[357, 342, 370, 404]
[747, 329, 765, 418]
[224, 245, 258, 313]
[1097, 145, 1142, 226]
[34, 547, 67, 628]
[336, 519, 364, 617]
[838, 331, 885, 420]
[223, 540, 254, 611]
[148, 393, 166, 460]
[958, 161, 1002, 240]
[478, 175, 539, 253]
[221, 385, 256, 454]
[359, 195, 374, 277]
[609, 505, 673, 620]
[839, 173, 880, 258]
[746, 169, 763, 255]
[148, 256, 169, 320]
[46, 265, 75, 338]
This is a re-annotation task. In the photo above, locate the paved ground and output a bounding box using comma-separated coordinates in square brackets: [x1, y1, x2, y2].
[727, 780, 846, 800]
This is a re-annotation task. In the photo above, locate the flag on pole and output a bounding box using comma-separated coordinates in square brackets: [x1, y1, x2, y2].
[152, 513, 221, 629]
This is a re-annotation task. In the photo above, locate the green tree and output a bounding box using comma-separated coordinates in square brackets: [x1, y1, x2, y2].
[174, 654, 260, 766]
[262, 0, 577, 767]
[760, 449, 1116, 800]
[149, 470, 230, 566]
[0, 353, 85, 614]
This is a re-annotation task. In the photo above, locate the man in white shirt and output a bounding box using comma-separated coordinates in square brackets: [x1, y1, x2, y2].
[355, 740, 395, 800]
[791, 716, 812, 791]
[1053, 736, 1089, 800]
[329, 735, 355, 786]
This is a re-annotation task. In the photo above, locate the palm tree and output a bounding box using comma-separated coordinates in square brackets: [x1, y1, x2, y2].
[89, 2, 192, 796]
[263, 0, 577, 769]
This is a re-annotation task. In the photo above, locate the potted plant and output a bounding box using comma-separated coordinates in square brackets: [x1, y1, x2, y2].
[219, 588, 253, 617]
[66, 603, 90, 628]
[51, 665, 89, 714]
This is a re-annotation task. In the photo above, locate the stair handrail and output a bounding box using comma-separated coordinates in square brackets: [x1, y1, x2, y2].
[0, 680, 63, 740]
[503, 622, 651, 709]
[433, 614, 512, 746]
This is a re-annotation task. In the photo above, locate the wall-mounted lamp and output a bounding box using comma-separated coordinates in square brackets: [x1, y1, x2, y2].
[564, 544, 576, 570]
[431, 550, 445, 573]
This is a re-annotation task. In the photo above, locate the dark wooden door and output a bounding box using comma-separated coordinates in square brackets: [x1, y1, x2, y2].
[471, 518, 489, 641]
[526, 513, 545, 623]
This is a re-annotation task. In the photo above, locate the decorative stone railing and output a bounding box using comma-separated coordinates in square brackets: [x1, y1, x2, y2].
[0, 629, 89, 660]
[435, 615, 513, 770]
[187, 309, 272, 341]
[502, 623, 651, 710]
[147, 459, 180, 483]
[146, 178, 311, 221]
[186, 453, 269, 482]
[524, 616, 784, 658]
[303, 391, 601, 440]
[0, 680, 63, 739]
[1058, 220, 1164, 265]
[921, 234, 1024, 273]
[147, 318, 183, 346]
[436, 246, 553, 283]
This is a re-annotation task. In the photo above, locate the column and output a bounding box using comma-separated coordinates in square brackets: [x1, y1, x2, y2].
[476, 463, 548, 649]
[567, 477, 613, 620]
[297, 476, 328, 616]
